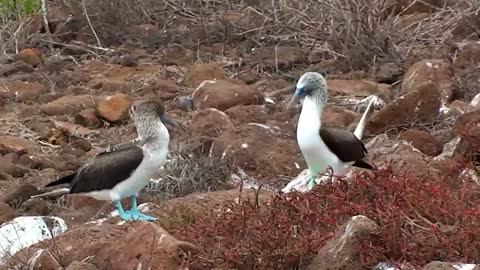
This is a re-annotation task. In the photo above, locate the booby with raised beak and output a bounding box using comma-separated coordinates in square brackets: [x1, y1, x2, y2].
[287, 72, 373, 190]
[31, 99, 179, 221]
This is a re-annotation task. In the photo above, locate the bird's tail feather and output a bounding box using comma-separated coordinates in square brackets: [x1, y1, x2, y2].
[44, 172, 76, 187]
[30, 188, 70, 199]
[354, 96, 376, 140]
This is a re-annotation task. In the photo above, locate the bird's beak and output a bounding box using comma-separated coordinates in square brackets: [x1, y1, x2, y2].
[287, 92, 301, 109]
[160, 114, 186, 131]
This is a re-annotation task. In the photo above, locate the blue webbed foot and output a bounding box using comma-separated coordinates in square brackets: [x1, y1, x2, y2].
[124, 195, 157, 221]
[115, 198, 157, 221]
[124, 208, 157, 221]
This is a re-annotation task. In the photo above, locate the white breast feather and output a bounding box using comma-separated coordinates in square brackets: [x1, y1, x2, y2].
[297, 98, 349, 177]
[86, 121, 170, 201]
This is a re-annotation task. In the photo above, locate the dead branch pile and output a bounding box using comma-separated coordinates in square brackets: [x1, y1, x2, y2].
[1, 0, 480, 70]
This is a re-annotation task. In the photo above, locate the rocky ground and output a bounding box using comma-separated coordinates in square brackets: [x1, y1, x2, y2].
[1, 0, 480, 269]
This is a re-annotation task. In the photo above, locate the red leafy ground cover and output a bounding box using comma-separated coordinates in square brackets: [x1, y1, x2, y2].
[169, 105, 480, 269]
[173, 157, 480, 269]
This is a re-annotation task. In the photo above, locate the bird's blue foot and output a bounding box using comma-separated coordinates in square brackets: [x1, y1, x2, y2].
[115, 198, 157, 222]
[124, 207, 157, 221]
[307, 176, 317, 191]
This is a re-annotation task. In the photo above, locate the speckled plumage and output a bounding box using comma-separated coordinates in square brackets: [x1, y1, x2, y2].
[34, 99, 177, 221]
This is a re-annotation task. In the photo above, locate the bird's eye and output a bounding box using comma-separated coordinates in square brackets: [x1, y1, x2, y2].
[296, 86, 307, 96]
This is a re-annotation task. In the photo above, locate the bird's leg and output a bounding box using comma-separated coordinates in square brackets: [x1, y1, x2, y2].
[130, 195, 138, 209]
[116, 200, 135, 221]
[306, 175, 317, 191]
[124, 195, 157, 221]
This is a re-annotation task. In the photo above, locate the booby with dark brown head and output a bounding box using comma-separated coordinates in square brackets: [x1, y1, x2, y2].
[32, 98, 180, 221]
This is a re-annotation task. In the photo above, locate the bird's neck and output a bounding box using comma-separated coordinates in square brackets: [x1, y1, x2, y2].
[299, 96, 324, 130]
[135, 117, 170, 151]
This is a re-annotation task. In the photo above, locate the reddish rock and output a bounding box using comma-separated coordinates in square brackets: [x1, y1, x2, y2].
[51, 154, 82, 172]
[0, 136, 37, 154]
[189, 108, 234, 139]
[369, 81, 441, 134]
[453, 42, 480, 72]
[185, 63, 228, 88]
[237, 69, 260, 84]
[225, 105, 271, 124]
[266, 79, 290, 91]
[19, 198, 50, 216]
[95, 94, 133, 123]
[360, 134, 429, 176]
[452, 109, 480, 136]
[153, 188, 275, 229]
[188, 108, 234, 152]
[322, 105, 358, 128]
[249, 46, 307, 70]
[53, 120, 98, 138]
[422, 262, 480, 270]
[334, 70, 368, 80]
[14, 48, 43, 67]
[160, 44, 194, 66]
[310, 59, 339, 74]
[0, 172, 13, 181]
[405, 46, 453, 70]
[452, 66, 480, 102]
[448, 100, 474, 115]
[375, 62, 403, 84]
[24, 222, 198, 270]
[66, 261, 99, 270]
[64, 194, 106, 221]
[308, 215, 379, 270]
[192, 80, 263, 111]
[212, 123, 304, 187]
[40, 95, 98, 116]
[0, 159, 29, 177]
[399, 129, 443, 156]
[143, 79, 181, 100]
[112, 54, 138, 67]
[451, 110, 480, 158]
[0, 202, 16, 225]
[327, 79, 392, 101]
[24, 117, 55, 136]
[0, 61, 35, 76]
[1, 184, 39, 207]
[175, 96, 193, 111]
[28, 249, 62, 270]
[108, 223, 198, 269]
[71, 138, 92, 153]
[0, 80, 47, 102]
[75, 109, 102, 128]
[401, 59, 453, 103]
[89, 78, 133, 93]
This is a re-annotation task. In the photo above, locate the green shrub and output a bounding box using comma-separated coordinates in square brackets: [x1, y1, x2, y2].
[0, 0, 40, 17]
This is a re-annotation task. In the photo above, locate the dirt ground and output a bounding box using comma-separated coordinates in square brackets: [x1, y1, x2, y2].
[1, 0, 480, 269]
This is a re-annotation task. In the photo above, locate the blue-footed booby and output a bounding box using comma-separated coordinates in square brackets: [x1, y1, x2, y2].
[31, 99, 179, 221]
[287, 72, 373, 190]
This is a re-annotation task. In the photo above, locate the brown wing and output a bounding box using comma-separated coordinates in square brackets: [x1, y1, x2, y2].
[48, 145, 145, 194]
[319, 126, 368, 163]
[69, 145, 144, 194]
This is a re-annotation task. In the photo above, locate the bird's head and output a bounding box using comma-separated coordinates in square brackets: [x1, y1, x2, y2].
[287, 72, 328, 109]
[130, 98, 180, 130]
